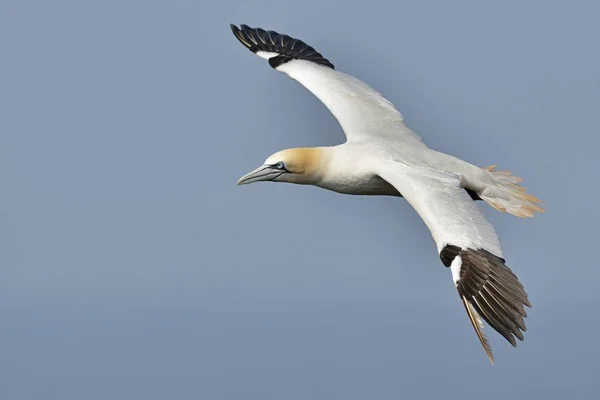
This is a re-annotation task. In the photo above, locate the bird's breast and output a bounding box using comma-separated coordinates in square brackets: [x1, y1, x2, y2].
[318, 172, 401, 197]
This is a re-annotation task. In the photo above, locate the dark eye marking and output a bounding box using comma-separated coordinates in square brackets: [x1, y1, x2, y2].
[275, 161, 285, 170]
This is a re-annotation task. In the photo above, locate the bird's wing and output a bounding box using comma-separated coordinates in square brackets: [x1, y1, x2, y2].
[230, 24, 424, 145]
[376, 162, 531, 364]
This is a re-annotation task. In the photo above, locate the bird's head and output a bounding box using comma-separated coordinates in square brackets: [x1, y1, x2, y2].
[237, 147, 325, 186]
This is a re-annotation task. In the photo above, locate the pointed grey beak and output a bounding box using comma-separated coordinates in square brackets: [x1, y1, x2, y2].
[237, 165, 284, 185]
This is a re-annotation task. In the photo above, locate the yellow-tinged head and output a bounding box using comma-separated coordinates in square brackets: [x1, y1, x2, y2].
[237, 147, 326, 186]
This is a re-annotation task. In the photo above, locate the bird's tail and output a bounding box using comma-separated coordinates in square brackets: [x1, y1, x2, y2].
[478, 165, 544, 218]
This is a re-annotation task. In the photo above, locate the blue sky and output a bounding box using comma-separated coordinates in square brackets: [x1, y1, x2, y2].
[2, 0, 599, 398]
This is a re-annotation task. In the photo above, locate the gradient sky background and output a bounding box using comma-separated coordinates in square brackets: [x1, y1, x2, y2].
[2, 0, 599, 398]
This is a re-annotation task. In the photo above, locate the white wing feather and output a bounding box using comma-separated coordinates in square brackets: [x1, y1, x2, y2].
[275, 60, 424, 144]
[375, 162, 504, 262]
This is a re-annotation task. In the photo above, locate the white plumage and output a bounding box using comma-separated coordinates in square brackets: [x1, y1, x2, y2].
[277, 60, 423, 144]
[231, 24, 543, 363]
[376, 164, 504, 258]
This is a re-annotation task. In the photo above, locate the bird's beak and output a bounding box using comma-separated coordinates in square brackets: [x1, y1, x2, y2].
[237, 165, 284, 185]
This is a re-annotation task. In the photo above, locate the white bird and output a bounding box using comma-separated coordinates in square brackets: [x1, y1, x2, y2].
[231, 24, 543, 363]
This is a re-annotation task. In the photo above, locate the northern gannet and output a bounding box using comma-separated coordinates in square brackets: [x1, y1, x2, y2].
[230, 24, 543, 363]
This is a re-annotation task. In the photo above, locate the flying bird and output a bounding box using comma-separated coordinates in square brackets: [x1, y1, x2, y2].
[230, 23, 543, 363]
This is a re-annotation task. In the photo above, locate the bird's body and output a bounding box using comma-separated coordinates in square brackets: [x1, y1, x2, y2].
[230, 24, 543, 363]
[309, 143, 491, 197]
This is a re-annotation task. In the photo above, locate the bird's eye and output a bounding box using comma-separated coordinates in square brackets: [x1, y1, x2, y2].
[275, 161, 285, 170]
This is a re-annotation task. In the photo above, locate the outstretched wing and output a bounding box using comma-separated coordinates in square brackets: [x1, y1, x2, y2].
[377, 163, 531, 364]
[230, 24, 424, 145]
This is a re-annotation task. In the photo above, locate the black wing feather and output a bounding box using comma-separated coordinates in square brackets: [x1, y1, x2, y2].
[230, 24, 335, 70]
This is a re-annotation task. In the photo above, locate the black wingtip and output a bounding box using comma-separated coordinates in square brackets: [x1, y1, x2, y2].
[230, 23, 257, 52]
[454, 248, 530, 349]
[229, 23, 335, 70]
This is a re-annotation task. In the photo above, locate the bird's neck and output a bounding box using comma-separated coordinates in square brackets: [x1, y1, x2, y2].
[291, 144, 365, 185]
[280, 146, 333, 185]
[305, 145, 397, 196]
[286, 144, 387, 196]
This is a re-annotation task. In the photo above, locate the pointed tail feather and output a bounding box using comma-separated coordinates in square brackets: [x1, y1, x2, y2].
[479, 166, 544, 218]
